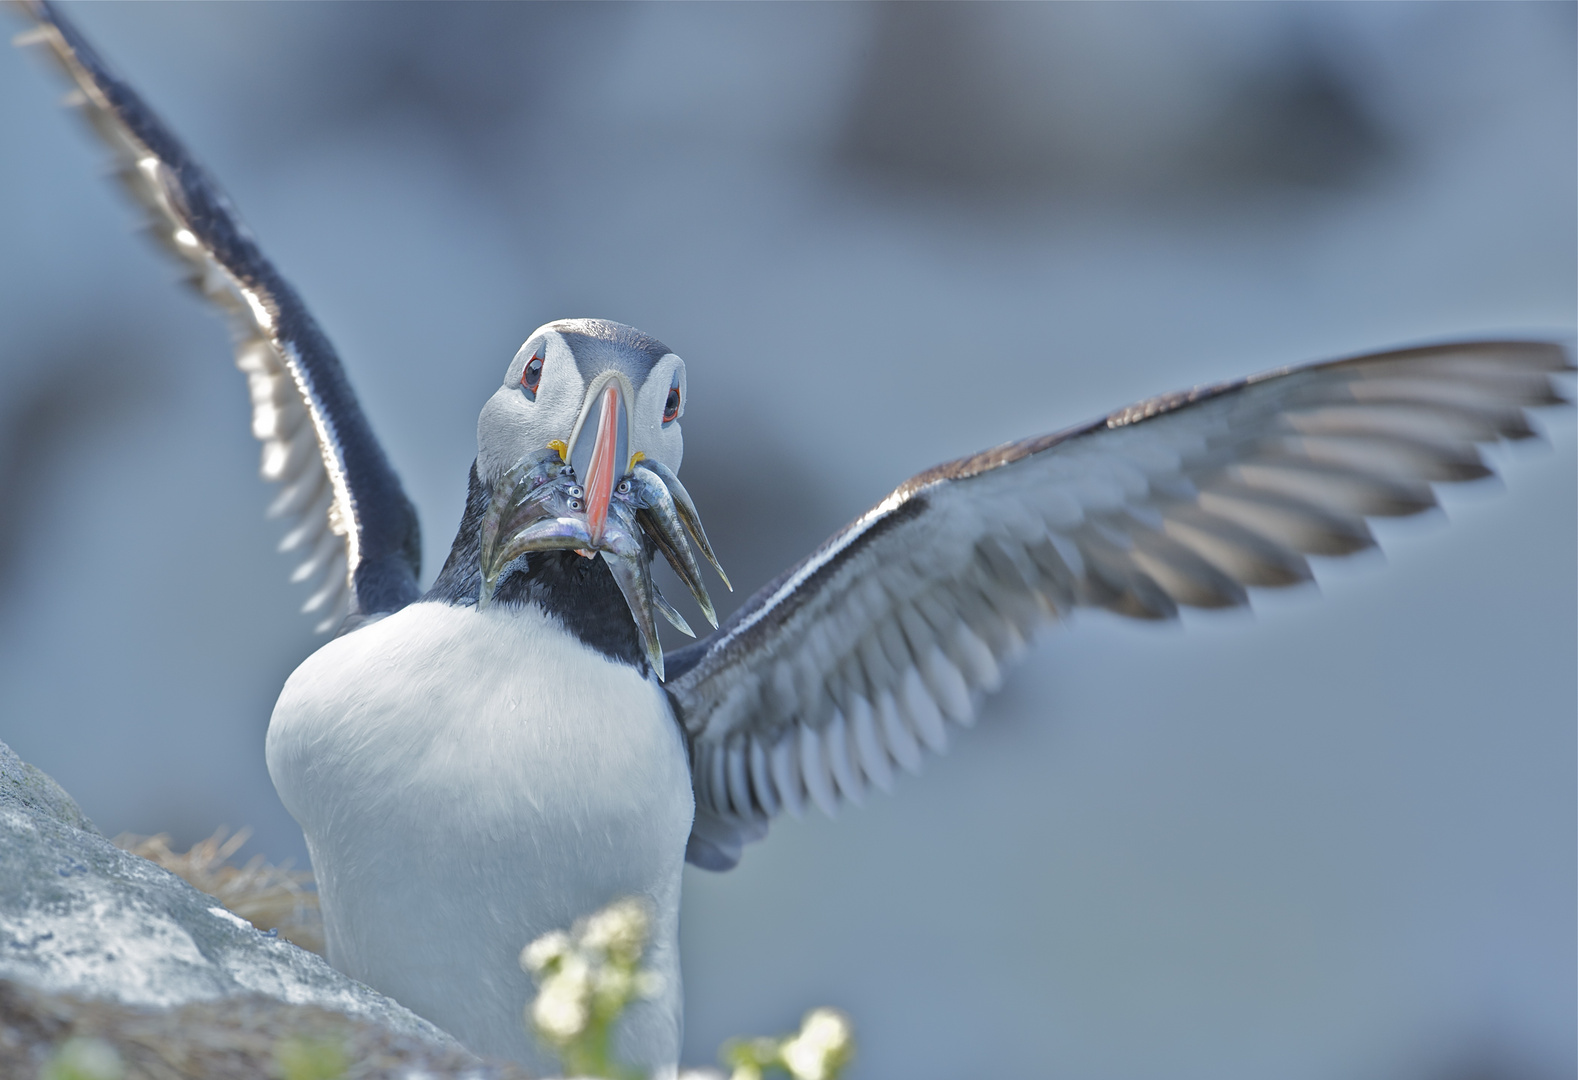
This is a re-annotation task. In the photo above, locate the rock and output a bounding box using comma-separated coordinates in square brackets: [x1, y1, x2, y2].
[0, 738, 98, 836]
[0, 980, 533, 1080]
[0, 739, 531, 1078]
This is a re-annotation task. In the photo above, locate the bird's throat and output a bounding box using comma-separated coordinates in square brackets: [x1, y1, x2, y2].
[426, 462, 649, 673]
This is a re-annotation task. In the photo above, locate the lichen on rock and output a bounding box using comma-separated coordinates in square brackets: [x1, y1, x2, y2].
[0, 738, 99, 835]
[113, 828, 324, 954]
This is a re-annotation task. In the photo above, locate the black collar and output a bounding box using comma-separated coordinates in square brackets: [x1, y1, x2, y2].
[426, 462, 648, 674]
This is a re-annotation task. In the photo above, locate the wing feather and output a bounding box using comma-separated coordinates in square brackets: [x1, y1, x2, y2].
[17, 1, 421, 629]
[667, 340, 1572, 868]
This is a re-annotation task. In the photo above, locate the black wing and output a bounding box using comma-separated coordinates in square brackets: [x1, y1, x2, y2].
[16, 1, 421, 631]
[667, 340, 1572, 870]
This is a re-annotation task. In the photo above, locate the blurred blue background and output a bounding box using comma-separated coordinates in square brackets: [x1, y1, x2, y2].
[1, 3, 1573, 1078]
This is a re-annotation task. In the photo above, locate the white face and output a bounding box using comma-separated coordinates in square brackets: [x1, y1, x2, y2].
[475, 322, 687, 483]
[471, 321, 725, 677]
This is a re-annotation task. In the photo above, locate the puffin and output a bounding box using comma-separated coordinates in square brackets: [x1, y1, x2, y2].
[17, 3, 1572, 1074]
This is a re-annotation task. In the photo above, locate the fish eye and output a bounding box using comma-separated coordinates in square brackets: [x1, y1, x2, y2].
[663, 386, 680, 424]
[520, 353, 544, 398]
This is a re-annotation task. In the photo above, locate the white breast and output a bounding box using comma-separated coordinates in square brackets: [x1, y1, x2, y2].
[266, 601, 694, 1071]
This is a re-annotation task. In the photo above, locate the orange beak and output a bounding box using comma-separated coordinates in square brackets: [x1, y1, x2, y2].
[582, 383, 623, 547]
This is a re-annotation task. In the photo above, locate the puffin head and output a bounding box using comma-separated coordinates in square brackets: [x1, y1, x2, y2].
[474, 318, 728, 678]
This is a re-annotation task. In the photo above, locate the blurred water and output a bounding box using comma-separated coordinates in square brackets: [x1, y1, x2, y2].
[0, 4, 1572, 1078]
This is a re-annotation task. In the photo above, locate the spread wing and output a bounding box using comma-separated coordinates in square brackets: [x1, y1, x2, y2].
[16, 1, 421, 631]
[667, 340, 1572, 870]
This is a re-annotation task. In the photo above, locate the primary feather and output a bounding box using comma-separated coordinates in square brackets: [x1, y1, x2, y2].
[16, 0, 422, 631]
[668, 341, 1572, 869]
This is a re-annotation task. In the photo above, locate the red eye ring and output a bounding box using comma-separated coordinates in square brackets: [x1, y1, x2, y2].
[663, 386, 680, 423]
[521, 353, 544, 395]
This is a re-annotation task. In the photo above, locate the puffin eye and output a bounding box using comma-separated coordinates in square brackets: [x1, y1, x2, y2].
[520, 354, 544, 397]
[662, 386, 680, 424]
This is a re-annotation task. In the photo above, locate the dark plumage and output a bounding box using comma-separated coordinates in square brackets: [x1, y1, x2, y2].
[428, 464, 649, 673]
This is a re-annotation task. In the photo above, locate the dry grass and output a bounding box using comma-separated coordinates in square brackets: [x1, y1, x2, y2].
[114, 828, 324, 955]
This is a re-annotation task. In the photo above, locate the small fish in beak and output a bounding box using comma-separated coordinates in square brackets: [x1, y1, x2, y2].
[476, 393, 728, 681]
[478, 450, 590, 608]
[623, 466, 718, 629]
[635, 459, 730, 592]
[593, 497, 668, 679]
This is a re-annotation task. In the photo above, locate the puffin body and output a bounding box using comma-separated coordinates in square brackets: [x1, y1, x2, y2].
[19, 5, 1573, 1075]
[262, 311, 712, 1069]
[267, 598, 692, 1069]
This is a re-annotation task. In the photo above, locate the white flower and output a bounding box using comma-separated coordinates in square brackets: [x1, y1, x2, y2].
[520, 896, 666, 1070]
[592, 962, 634, 1008]
[634, 970, 666, 1000]
[578, 896, 650, 962]
[521, 929, 572, 975]
[532, 975, 591, 1042]
[779, 1008, 854, 1080]
[557, 952, 594, 995]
